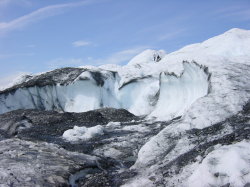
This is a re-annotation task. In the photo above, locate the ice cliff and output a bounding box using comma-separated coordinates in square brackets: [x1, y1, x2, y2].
[0, 28, 250, 187]
[1, 29, 249, 126]
[0, 57, 210, 121]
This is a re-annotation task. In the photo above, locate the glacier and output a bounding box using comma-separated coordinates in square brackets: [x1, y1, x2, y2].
[0, 61, 210, 121]
[0, 28, 250, 186]
[122, 28, 250, 187]
[63, 125, 105, 142]
[187, 140, 250, 187]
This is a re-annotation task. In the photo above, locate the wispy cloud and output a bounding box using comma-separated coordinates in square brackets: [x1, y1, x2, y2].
[0, 0, 99, 35]
[138, 15, 189, 35]
[214, 5, 250, 21]
[88, 46, 150, 65]
[0, 0, 11, 6]
[72, 40, 91, 47]
[45, 46, 150, 69]
[0, 0, 31, 7]
[46, 58, 85, 69]
[158, 29, 186, 41]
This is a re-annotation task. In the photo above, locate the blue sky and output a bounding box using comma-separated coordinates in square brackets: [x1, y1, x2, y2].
[0, 0, 250, 79]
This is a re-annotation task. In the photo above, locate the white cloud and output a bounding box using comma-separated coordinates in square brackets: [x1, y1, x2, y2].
[88, 46, 150, 65]
[0, 0, 99, 35]
[102, 47, 148, 65]
[45, 46, 150, 70]
[72, 40, 91, 47]
[214, 5, 250, 21]
[0, 0, 31, 7]
[46, 58, 85, 69]
[158, 29, 186, 41]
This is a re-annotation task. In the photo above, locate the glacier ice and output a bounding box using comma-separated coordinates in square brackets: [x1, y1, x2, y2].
[1, 28, 249, 127]
[0, 61, 210, 121]
[127, 49, 166, 66]
[0, 28, 250, 186]
[130, 28, 250, 169]
[149, 62, 209, 120]
[187, 140, 250, 187]
[123, 28, 250, 187]
[63, 125, 105, 142]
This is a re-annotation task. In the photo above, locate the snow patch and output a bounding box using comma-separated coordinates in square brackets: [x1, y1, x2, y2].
[128, 49, 166, 66]
[62, 125, 105, 142]
[187, 140, 250, 187]
[0, 72, 31, 91]
[122, 124, 150, 133]
[121, 177, 154, 187]
[106, 122, 121, 128]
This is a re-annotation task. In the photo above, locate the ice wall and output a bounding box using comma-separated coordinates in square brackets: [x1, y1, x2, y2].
[0, 62, 209, 120]
[149, 62, 209, 120]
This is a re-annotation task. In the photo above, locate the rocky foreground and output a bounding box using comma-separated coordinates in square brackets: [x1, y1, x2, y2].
[0, 101, 249, 186]
[0, 108, 169, 186]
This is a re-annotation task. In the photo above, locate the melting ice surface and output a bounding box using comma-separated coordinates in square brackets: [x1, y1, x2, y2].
[187, 141, 250, 187]
[0, 59, 209, 121]
[63, 125, 105, 142]
[0, 28, 250, 186]
[149, 62, 209, 120]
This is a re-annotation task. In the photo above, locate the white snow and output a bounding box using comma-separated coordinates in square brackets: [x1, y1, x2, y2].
[127, 49, 166, 66]
[149, 62, 209, 120]
[0, 72, 31, 91]
[119, 28, 250, 187]
[1, 28, 250, 130]
[129, 28, 250, 170]
[62, 125, 105, 142]
[0, 28, 250, 187]
[152, 28, 250, 129]
[117, 77, 160, 116]
[122, 124, 150, 133]
[187, 141, 250, 187]
[0, 62, 209, 120]
[121, 177, 154, 187]
[106, 122, 121, 128]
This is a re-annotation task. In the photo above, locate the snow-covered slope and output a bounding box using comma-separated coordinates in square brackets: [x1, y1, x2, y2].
[122, 28, 250, 187]
[187, 141, 250, 187]
[0, 28, 250, 186]
[156, 28, 250, 128]
[127, 49, 165, 66]
[0, 73, 32, 91]
[1, 29, 250, 125]
[0, 29, 249, 124]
